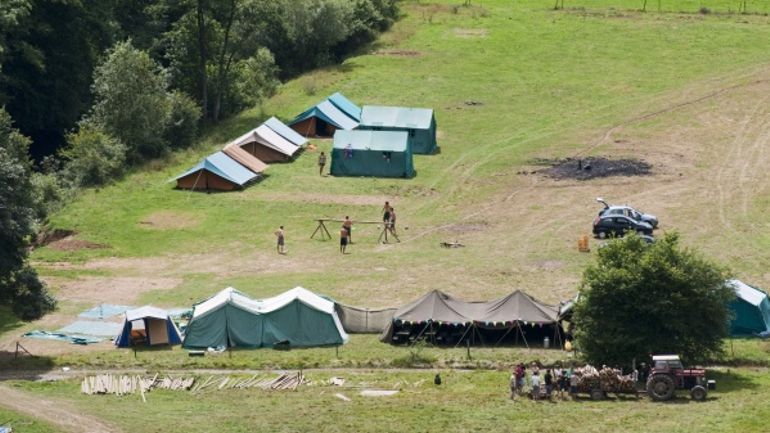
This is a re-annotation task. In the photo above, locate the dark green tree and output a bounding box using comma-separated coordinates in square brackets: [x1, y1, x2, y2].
[573, 233, 733, 366]
[0, 108, 56, 320]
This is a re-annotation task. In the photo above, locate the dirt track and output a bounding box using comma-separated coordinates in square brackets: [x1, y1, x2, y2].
[0, 383, 120, 433]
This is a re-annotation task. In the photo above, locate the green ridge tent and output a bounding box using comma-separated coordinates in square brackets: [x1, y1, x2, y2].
[728, 279, 770, 336]
[358, 105, 437, 154]
[330, 130, 414, 178]
[183, 287, 348, 349]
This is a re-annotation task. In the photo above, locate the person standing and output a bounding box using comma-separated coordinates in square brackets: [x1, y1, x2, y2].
[544, 369, 553, 400]
[382, 201, 392, 223]
[318, 151, 327, 176]
[340, 226, 348, 254]
[343, 216, 353, 244]
[388, 208, 397, 236]
[275, 226, 286, 254]
[569, 370, 578, 399]
[531, 371, 541, 400]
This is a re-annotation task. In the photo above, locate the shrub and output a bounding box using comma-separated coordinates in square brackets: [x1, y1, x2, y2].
[62, 125, 127, 187]
[164, 91, 201, 149]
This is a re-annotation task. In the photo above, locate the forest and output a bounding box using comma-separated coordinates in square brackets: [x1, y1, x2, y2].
[0, 0, 398, 319]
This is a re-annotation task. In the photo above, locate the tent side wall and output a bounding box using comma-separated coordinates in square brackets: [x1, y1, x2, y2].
[183, 305, 230, 349]
[262, 300, 345, 347]
[330, 148, 413, 178]
[291, 117, 337, 138]
[240, 142, 290, 163]
[357, 124, 437, 155]
[147, 318, 169, 345]
[225, 304, 266, 348]
[730, 299, 766, 335]
[176, 170, 239, 191]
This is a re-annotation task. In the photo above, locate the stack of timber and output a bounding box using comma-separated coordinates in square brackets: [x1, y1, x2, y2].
[81, 374, 195, 396]
[191, 371, 306, 393]
[573, 365, 636, 394]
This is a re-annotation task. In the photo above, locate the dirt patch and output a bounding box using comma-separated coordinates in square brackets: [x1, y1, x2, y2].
[139, 211, 201, 230]
[441, 222, 489, 233]
[33, 229, 75, 248]
[260, 191, 396, 207]
[42, 276, 182, 304]
[374, 49, 422, 57]
[453, 28, 489, 38]
[46, 235, 109, 252]
[0, 384, 120, 433]
[529, 157, 652, 180]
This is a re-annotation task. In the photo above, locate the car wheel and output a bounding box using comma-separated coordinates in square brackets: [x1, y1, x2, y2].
[597, 231, 607, 239]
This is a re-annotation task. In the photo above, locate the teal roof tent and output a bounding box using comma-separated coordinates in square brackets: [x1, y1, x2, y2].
[328, 92, 362, 122]
[358, 105, 437, 154]
[331, 130, 414, 178]
[289, 94, 360, 138]
[728, 279, 770, 336]
[263, 116, 308, 147]
[174, 151, 259, 191]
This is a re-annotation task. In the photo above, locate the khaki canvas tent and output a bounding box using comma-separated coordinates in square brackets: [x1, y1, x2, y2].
[183, 287, 348, 349]
[380, 290, 561, 347]
[115, 306, 182, 347]
[174, 151, 259, 191]
[222, 143, 269, 174]
[233, 124, 300, 163]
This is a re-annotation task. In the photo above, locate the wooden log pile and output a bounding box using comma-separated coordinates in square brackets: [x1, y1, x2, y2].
[573, 365, 636, 394]
[81, 374, 194, 396]
[191, 371, 306, 393]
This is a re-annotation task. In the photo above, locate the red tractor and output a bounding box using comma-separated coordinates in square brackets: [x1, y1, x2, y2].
[646, 355, 715, 401]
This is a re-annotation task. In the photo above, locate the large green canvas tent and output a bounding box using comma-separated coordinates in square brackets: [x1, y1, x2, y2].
[330, 130, 414, 178]
[183, 287, 348, 349]
[728, 279, 770, 336]
[358, 105, 437, 154]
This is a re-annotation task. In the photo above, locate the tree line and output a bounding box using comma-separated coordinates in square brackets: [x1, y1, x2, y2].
[0, 0, 398, 320]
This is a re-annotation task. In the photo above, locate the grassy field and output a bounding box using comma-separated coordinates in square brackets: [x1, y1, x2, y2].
[6, 367, 770, 433]
[0, 407, 61, 433]
[2, 1, 770, 430]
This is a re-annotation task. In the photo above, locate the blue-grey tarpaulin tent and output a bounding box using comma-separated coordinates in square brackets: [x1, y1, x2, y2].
[115, 306, 182, 347]
[358, 105, 437, 154]
[328, 92, 362, 122]
[289, 93, 360, 137]
[263, 116, 308, 147]
[174, 151, 259, 191]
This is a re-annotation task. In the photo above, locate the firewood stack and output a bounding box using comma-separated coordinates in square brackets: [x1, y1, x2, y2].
[573, 365, 636, 394]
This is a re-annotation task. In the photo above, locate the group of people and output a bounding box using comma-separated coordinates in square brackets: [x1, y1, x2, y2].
[275, 201, 399, 254]
[510, 363, 578, 401]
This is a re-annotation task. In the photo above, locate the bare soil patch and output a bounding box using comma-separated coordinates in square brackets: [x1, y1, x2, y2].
[374, 49, 422, 57]
[42, 276, 182, 304]
[453, 28, 489, 38]
[33, 228, 75, 248]
[138, 211, 200, 230]
[529, 157, 652, 180]
[0, 384, 120, 433]
[46, 234, 109, 252]
[441, 222, 489, 233]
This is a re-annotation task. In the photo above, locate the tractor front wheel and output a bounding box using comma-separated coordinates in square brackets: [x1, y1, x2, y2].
[647, 375, 675, 401]
[690, 385, 707, 402]
[590, 388, 605, 401]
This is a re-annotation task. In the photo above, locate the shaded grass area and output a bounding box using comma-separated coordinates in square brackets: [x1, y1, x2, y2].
[10, 367, 770, 433]
[0, 407, 61, 433]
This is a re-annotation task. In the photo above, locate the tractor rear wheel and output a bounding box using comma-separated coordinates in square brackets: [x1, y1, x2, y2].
[647, 374, 675, 401]
[690, 385, 707, 402]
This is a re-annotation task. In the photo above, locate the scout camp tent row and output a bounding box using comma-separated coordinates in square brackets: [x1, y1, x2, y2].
[182, 287, 348, 349]
[174, 116, 307, 191]
[288, 93, 438, 178]
[379, 290, 562, 347]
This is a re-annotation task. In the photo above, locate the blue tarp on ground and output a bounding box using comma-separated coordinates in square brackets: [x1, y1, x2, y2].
[175, 151, 258, 187]
[264, 117, 308, 147]
[57, 320, 123, 337]
[24, 330, 103, 345]
[78, 304, 134, 319]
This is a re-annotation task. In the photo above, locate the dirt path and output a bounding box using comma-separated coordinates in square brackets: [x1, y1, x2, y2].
[0, 383, 120, 433]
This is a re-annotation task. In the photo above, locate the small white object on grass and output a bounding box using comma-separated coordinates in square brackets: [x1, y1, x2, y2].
[334, 393, 351, 402]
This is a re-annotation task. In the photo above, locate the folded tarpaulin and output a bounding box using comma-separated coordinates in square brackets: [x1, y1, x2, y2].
[57, 320, 123, 337]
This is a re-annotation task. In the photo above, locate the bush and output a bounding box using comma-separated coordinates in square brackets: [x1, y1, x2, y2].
[164, 91, 201, 149]
[234, 49, 280, 108]
[62, 125, 127, 187]
[10, 266, 56, 321]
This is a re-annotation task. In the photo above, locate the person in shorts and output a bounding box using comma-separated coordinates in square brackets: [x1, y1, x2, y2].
[531, 371, 541, 400]
[340, 227, 348, 254]
[569, 370, 578, 399]
[318, 151, 327, 176]
[343, 216, 353, 244]
[275, 226, 285, 254]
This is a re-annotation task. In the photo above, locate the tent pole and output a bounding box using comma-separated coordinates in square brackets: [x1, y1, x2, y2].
[410, 321, 431, 346]
[474, 325, 486, 347]
[187, 169, 204, 201]
[453, 324, 473, 349]
[495, 325, 515, 347]
[518, 324, 529, 350]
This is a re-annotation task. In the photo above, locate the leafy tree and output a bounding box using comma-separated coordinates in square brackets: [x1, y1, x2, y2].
[232, 48, 279, 109]
[573, 233, 733, 366]
[89, 40, 171, 161]
[0, 108, 55, 320]
[61, 125, 127, 187]
[164, 90, 202, 149]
